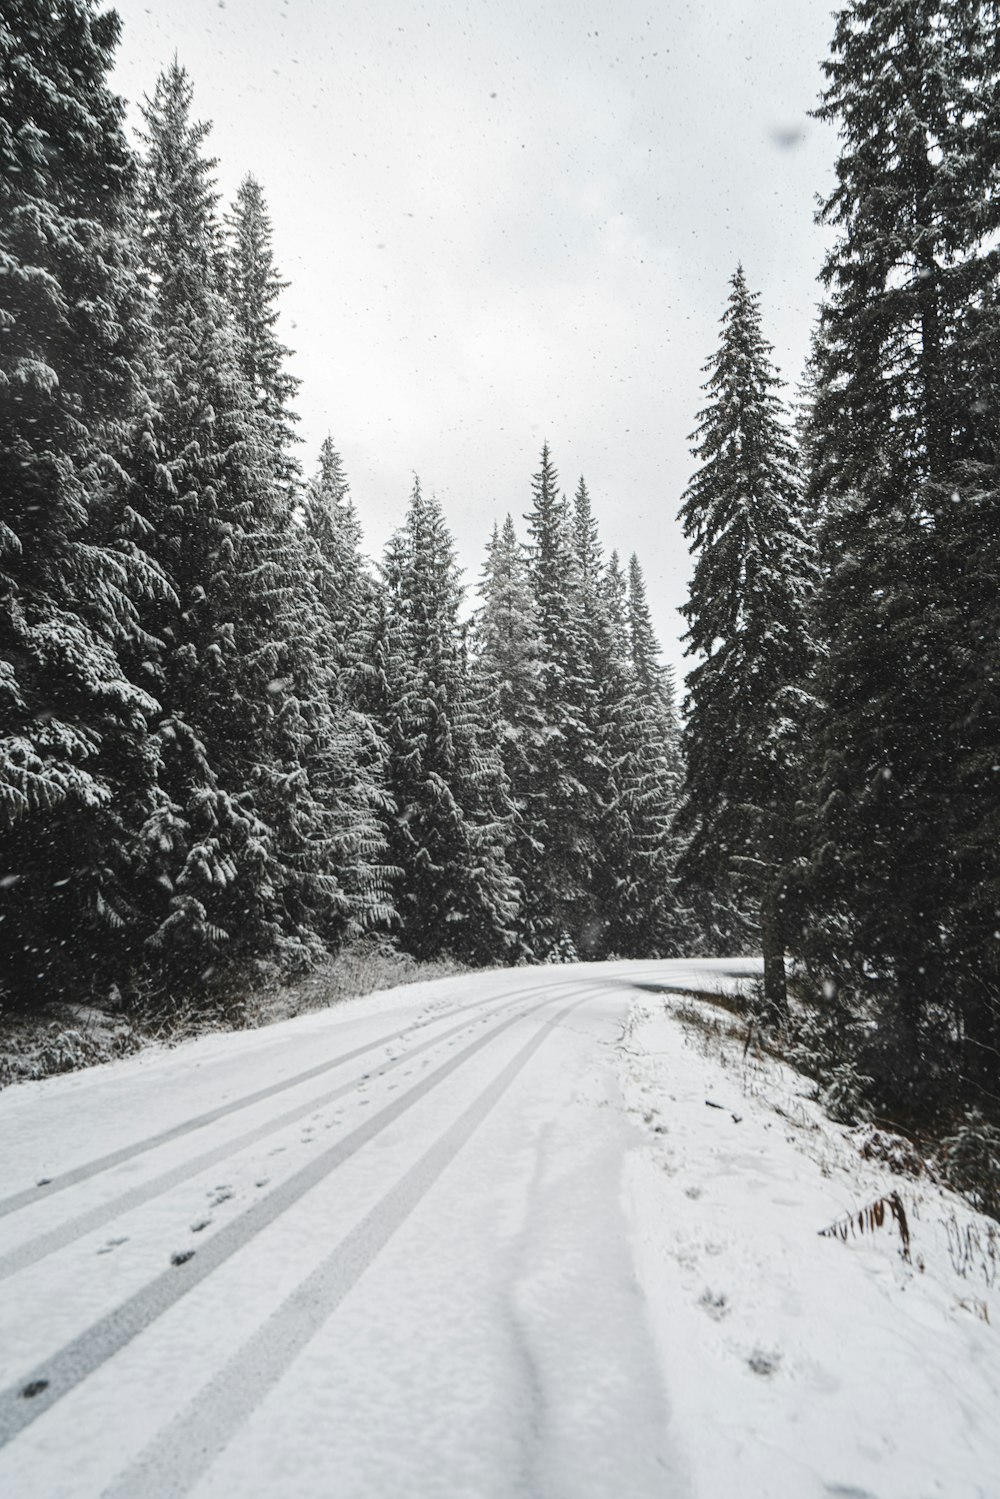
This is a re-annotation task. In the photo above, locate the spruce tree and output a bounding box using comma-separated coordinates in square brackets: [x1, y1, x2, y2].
[300, 437, 368, 654]
[601, 551, 630, 657]
[798, 0, 1000, 1107]
[226, 174, 300, 496]
[678, 267, 814, 1014]
[128, 63, 311, 991]
[522, 445, 593, 953]
[568, 477, 626, 957]
[375, 481, 519, 963]
[296, 438, 395, 942]
[0, 0, 164, 1006]
[472, 515, 545, 956]
[622, 553, 683, 953]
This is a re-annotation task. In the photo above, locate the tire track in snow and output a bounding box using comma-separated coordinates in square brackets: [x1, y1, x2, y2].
[0, 980, 565, 1280]
[102, 990, 593, 1499]
[0, 983, 597, 1449]
[0, 981, 549, 1220]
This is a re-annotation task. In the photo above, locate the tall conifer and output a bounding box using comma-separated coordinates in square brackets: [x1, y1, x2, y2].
[522, 445, 593, 952]
[0, 0, 164, 1005]
[678, 268, 814, 1012]
[128, 63, 302, 989]
[799, 0, 1000, 1105]
[376, 481, 519, 962]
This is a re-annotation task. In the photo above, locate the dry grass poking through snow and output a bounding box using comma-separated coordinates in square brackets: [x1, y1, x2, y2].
[0, 939, 468, 1090]
[616, 982, 1000, 1497]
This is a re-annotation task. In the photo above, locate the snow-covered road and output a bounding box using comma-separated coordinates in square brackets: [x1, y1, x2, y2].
[2, 957, 999, 1499]
[0, 959, 748, 1498]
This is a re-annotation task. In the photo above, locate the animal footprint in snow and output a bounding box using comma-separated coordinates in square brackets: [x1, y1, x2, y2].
[190, 1219, 211, 1233]
[684, 1185, 703, 1200]
[698, 1289, 729, 1321]
[97, 1236, 128, 1255]
[747, 1348, 782, 1376]
[209, 1186, 234, 1206]
[171, 1250, 196, 1267]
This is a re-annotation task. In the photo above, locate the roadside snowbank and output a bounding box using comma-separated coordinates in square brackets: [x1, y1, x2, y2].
[619, 991, 1000, 1499]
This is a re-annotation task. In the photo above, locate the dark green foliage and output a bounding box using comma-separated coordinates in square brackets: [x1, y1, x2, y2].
[678, 268, 814, 1004]
[796, 0, 1000, 1112]
[371, 481, 519, 964]
[226, 174, 301, 495]
[570, 486, 679, 958]
[0, 6, 694, 1018]
[300, 437, 369, 657]
[0, 0, 164, 1006]
[520, 444, 595, 953]
[472, 514, 545, 958]
[474, 458, 682, 961]
[295, 439, 396, 941]
[126, 63, 374, 991]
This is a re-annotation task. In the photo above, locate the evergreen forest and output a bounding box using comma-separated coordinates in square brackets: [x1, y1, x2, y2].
[3, 0, 1000, 1140]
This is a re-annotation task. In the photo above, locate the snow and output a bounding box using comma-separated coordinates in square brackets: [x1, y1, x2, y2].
[0, 959, 997, 1497]
[620, 989, 1000, 1499]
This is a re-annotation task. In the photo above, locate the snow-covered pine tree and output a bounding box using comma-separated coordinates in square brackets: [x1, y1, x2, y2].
[628, 553, 681, 751]
[0, 0, 166, 1007]
[621, 552, 683, 953]
[797, 0, 1000, 1108]
[522, 445, 593, 954]
[375, 481, 519, 963]
[582, 539, 682, 959]
[567, 477, 627, 957]
[300, 437, 368, 654]
[225, 192, 390, 956]
[128, 62, 319, 992]
[225, 174, 300, 498]
[295, 437, 395, 941]
[601, 551, 629, 654]
[472, 514, 545, 956]
[678, 267, 814, 1014]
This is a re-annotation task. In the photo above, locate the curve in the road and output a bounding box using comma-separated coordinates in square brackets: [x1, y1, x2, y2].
[0, 980, 559, 1221]
[0, 977, 573, 1281]
[0, 982, 596, 1450]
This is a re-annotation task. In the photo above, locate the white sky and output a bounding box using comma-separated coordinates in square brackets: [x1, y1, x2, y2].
[110, 0, 838, 683]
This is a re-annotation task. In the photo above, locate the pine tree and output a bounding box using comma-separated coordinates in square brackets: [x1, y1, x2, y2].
[567, 477, 626, 957]
[798, 0, 1000, 1108]
[300, 436, 368, 654]
[628, 553, 680, 746]
[374, 481, 519, 963]
[622, 553, 683, 952]
[226, 174, 300, 496]
[0, 0, 165, 1006]
[601, 551, 630, 657]
[128, 63, 313, 991]
[296, 437, 395, 942]
[472, 514, 545, 955]
[678, 267, 814, 1014]
[522, 445, 594, 953]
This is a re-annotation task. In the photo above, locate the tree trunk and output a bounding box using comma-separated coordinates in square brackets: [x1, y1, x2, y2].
[760, 883, 788, 1024]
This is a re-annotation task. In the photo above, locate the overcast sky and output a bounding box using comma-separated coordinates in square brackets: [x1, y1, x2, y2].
[110, 0, 839, 683]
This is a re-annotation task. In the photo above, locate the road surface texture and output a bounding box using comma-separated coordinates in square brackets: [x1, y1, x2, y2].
[0, 959, 754, 1498]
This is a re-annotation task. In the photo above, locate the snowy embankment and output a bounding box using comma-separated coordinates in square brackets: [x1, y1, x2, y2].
[0, 959, 997, 1498]
[619, 988, 1000, 1499]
